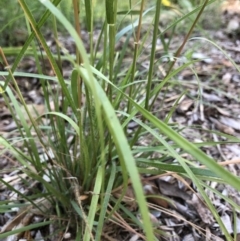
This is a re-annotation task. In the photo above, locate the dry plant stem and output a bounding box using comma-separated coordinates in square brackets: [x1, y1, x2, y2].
[126, 0, 145, 115]
[18, 0, 77, 116]
[106, 1, 117, 173]
[101, 233, 118, 241]
[72, 0, 84, 164]
[145, 171, 200, 199]
[130, 0, 160, 147]
[73, 0, 82, 64]
[107, 205, 146, 240]
[73, 180, 95, 241]
[73, 0, 83, 111]
[199, 158, 240, 168]
[151, 0, 209, 109]
[167, 0, 209, 74]
[148, 203, 208, 237]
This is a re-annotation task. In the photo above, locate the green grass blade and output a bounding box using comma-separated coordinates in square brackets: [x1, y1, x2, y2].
[4, 0, 61, 89]
[95, 162, 116, 241]
[79, 67, 155, 240]
[83, 168, 102, 241]
[0, 221, 52, 239]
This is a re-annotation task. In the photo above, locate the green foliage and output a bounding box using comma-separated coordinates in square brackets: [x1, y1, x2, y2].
[0, 0, 239, 240]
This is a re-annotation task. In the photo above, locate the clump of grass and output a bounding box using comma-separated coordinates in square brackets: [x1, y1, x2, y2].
[0, 0, 239, 240]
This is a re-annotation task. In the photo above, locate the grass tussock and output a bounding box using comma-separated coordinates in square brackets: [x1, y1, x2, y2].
[0, 0, 240, 240]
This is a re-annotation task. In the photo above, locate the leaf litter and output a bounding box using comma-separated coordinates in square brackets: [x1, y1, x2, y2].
[1, 1, 240, 240]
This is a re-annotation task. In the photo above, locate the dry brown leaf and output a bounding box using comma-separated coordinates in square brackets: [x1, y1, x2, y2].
[187, 194, 214, 225]
[0, 173, 28, 191]
[156, 179, 191, 201]
[206, 226, 225, 241]
[0, 120, 17, 131]
[0, 207, 33, 234]
[209, 117, 235, 135]
[164, 94, 181, 103]
[220, 116, 240, 131]
[0, 198, 52, 235]
[215, 106, 231, 116]
[221, 59, 234, 67]
[143, 180, 169, 208]
[113, 185, 137, 210]
[177, 98, 194, 114]
[202, 92, 223, 102]
[170, 200, 197, 219]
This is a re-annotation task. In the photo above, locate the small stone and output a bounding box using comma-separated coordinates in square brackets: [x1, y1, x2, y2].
[63, 232, 71, 239]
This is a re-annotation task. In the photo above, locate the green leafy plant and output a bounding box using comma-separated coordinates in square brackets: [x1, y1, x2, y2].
[0, 0, 239, 240]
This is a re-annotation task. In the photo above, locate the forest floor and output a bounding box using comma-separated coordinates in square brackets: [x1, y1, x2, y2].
[1, 2, 240, 240]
